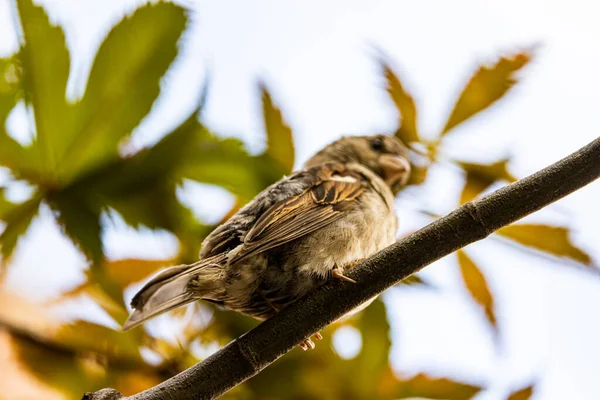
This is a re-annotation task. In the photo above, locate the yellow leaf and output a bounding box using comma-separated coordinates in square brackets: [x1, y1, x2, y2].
[457, 250, 497, 334]
[382, 63, 420, 144]
[407, 164, 429, 186]
[498, 224, 591, 265]
[261, 84, 295, 174]
[506, 384, 534, 400]
[395, 372, 483, 399]
[442, 51, 533, 135]
[459, 159, 516, 204]
[104, 258, 173, 289]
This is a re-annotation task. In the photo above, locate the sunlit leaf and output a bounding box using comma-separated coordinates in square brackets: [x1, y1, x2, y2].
[442, 50, 532, 135]
[261, 84, 295, 174]
[0, 192, 42, 260]
[506, 384, 534, 400]
[407, 164, 429, 186]
[459, 159, 516, 204]
[498, 224, 591, 265]
[55, 320, 142, 363]
[105, 258, 173, 289]
[49, 110, 201, 262]
[11, 333, 100, 398]
[0, 54, 22, 124]
[382, 63, 419, 144]
[0, 55, 40, 178]
[57, 2, 187, 183]
[457, 250, 497, 335]
[16, 0, 73, 180]
[395, 373, 483, 399]
[179, 121, 281, 201]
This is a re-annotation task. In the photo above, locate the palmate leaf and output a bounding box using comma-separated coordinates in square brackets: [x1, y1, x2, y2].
[15, 0, 187, 187]
[458, 159, 516, 204]
[261, 84, 295, 174]
[442, 50, 532, 135]
[16, 0, 73, 180]
[179, 122, 283, 202]
[457, 250, 498, 337]
[0, 191, 42, 260]
[0, 53, 40, 179]
[57, 2, 187, 183]
[498, 224, 592, 266]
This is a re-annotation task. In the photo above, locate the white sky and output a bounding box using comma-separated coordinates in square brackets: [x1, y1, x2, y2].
[1, 0, 599, 399]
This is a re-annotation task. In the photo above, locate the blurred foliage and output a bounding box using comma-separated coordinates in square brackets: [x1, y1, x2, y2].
[0, 1, 594, 399]
[506, 384, 535, 400]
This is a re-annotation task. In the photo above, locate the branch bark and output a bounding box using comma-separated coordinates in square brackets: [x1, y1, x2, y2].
[83, 137, 600, 400]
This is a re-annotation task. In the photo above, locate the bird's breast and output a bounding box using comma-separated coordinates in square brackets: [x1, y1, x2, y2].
[295, 190, 397, 280]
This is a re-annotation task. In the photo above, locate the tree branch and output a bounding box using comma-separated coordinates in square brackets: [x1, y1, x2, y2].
[83, 137, 600, 400]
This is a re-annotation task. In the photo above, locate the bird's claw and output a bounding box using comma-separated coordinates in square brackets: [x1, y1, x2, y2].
[332, 268, 357, 284]
[299, 338, 315, 351]
[299, 332, 323, 350]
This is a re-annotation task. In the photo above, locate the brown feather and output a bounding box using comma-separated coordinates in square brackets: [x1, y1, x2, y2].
[229, 164, 365, 264]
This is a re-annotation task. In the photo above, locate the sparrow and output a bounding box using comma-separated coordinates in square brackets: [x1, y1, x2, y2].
[124, 134, 411, 350]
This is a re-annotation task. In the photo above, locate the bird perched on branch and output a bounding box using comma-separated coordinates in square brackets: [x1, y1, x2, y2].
[124, 135, 411, 350]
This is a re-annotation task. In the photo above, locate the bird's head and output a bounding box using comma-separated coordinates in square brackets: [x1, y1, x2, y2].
[304, 134, 412, 194]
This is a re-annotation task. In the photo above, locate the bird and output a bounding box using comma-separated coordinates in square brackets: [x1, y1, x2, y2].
[123, 134, 411, 350]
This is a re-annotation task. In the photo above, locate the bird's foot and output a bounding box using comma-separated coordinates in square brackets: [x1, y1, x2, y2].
[299, 338, 315, 351]
[346, 258, 366, 269]
[331, 268, 357, 284]
[299, 332, 323, 351]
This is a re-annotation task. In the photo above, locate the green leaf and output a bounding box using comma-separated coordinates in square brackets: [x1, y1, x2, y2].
[457, 250, 497, 336]
[17, 0, 73, 180]
[458, 159, 516, 204]
[179, 122, 279, 201]
[506, 384, 534, 400]
[50, 191, 103, 265]
[442, 51, 532, 135]
[382, 63, 420, 144]
[0, 55, 41, 178]
[354, 299, 390, 377]
[0, 54, 22, 125]
[57, 2, 187, 183]
[395, 373, 483, 399]
[261, 84, 295, 174]
[498, 224, 591, 265]
[0, 192, 42, 260]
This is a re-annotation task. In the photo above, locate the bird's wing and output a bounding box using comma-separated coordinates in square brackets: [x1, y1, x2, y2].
[229, 163, 365, 264]
[199, 168, 318, 259]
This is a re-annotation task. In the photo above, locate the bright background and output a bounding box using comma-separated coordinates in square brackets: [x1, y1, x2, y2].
[1, 0, 599, 399]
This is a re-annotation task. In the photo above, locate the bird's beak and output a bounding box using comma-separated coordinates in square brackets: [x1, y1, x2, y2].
[379, 154, 411, 192]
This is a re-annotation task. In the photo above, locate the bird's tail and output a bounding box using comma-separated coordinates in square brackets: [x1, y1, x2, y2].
[123, 254, 226, 330]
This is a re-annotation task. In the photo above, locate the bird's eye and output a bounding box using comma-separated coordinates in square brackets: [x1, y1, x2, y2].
[370, 137, 384, 152]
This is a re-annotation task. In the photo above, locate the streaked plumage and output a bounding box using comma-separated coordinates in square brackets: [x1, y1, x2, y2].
[124, 135, 411, 349]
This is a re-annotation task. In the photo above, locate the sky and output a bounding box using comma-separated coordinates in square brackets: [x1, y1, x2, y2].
[1, 0, 599, 399]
